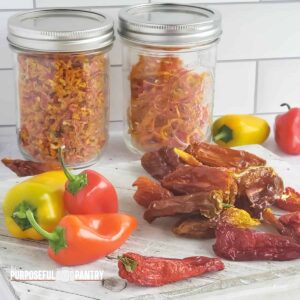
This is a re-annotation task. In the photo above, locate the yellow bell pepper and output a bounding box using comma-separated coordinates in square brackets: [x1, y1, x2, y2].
[2, 171, 66, 240]
[212, 114, 270, 147]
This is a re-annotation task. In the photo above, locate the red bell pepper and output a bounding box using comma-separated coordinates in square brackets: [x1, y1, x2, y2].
[25, 210, 137, 265]
[58, 147, 118, 214]
[275, 103, 300, 155]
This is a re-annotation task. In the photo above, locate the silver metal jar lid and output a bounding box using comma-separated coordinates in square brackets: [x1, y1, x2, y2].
[7, 9, 114, 52]
[118, 3, 221, 47]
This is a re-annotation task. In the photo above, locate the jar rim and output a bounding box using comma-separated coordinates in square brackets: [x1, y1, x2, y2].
[7, 8, 114, 52]
[118, 3, 222, 47]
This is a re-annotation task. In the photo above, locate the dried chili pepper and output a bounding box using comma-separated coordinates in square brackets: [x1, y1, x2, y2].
[235, 166, 284, 219]
[263, 208, 300, 243]
[1, 158, 60, 177]
[132, 176, 173, 208]
[213, 223, 300, 261]
[275, 187, 300, 212]
[161, 165, 237, 204]
[143, 190, 224, 223]
[173, 215, 218, 239]
[118, 252, 224, 287]
[186, 142, 266, 170]
[141, 147, 183, 180]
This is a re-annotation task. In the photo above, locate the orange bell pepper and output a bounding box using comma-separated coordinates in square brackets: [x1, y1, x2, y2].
[25, 210, 137, 266]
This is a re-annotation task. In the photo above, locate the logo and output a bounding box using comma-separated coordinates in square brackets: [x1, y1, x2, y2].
[10, 267, 104, 282]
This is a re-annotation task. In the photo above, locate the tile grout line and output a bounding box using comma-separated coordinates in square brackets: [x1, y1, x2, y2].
[253, 60, 259, 114]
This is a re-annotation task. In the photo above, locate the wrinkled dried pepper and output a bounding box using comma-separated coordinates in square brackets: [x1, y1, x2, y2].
[132, 176, 173, 208]
[213, 223, 300, 261]
[275, 187, 300, 212]
[263, 208, 300, 243]
[118, 252, 224, 287]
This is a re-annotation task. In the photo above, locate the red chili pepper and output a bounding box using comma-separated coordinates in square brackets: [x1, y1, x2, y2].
[275, 103, 300, 155]
[118, 252, 224, 287]
[25, 210, 137, 265]
[275, 187, 300, 212]
[213, 223, 300, 261]
[263, 208, 300, 243]
[58, 147, 118, 214]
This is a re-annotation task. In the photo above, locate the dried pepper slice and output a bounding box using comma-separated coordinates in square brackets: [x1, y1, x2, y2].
[128, 55, 211, 152]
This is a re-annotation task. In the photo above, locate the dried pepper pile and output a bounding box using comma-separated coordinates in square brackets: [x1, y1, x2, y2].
[128, 55, 211, 152]
[18, 52, 109, 166]
[132, 142, 300, 262]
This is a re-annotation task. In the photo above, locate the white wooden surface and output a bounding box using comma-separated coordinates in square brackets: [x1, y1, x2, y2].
[0, 143, 300, 300]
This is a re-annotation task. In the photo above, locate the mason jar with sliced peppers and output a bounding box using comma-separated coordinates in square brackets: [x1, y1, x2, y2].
[7, 9, 114, 167]
[118, 3, 222, 153]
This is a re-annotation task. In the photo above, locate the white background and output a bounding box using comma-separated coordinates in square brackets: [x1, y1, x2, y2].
[0, 0, 300, 125]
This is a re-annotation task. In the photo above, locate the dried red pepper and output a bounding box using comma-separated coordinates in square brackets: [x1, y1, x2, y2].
[213, 223, 300, 261]
[263, 208, 300, 243]
[118, 252, 224, 287]
[132, 176, 173, 208]
[1, 158, 60, 177]
[275, 187, 300, 212]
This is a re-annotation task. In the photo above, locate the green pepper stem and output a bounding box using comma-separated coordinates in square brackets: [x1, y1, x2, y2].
[213, 125, 233, 143]
[280, 103, 291, 111]
[118, 256, 137, 273]
[214, 131, 228, 142]
[58, 146, 88, 195]
[25, 210, 59, 242]
[58, 146, 76, 182]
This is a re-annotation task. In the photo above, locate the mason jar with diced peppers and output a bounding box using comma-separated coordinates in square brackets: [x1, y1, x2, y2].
[7, 9, 114, 167]
[119, 3, 222, 153]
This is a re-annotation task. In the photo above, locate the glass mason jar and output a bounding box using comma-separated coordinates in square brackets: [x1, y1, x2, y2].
[7, 9, 114, 167]
[119, 4, 222, 154]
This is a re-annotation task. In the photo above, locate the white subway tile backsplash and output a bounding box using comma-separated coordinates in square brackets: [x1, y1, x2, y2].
[0, 70, 16, 125]
[257, 59, 300, 113]
[212, 2, 300, 61]
[36, 0, 147, 8]
[214, 61, 256, 115]
[0, 0, 299, 125]
[0, 11, 18, 69]
[0, 1, 33, 9]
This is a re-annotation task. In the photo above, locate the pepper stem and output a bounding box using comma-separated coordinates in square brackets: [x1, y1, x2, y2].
[280, 103, 291, 110]
[25, 210, 67, 253]
[213, 125, 233, 143]
[118, 256, 138, 273]
[58, 146, 88, 195]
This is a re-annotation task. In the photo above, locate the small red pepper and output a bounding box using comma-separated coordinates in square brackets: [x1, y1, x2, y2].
[58, 147, 118, 214]
[275, 103, 300, 155]
[275, 187, 300, 212]
[213, 223, 300, 261]
[118, 252, 224, 287]
[25, 210, 137, 265]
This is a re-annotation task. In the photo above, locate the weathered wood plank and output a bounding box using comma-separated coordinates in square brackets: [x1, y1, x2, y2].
[0, 145, 299, 299]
